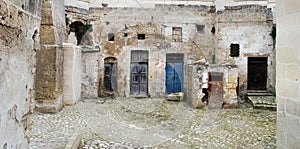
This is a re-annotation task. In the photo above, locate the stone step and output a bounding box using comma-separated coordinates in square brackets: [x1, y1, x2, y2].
[246, 92, 275, 96]
[247, 96, 276, 111]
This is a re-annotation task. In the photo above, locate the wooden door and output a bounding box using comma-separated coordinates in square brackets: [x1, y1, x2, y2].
[248, 57, 267, 90]
[104, 62, 117, 92]
[208, 73, 224, 109]
[166, 53, 184, 94]
[166, 63, 184, 94]
[130, 51, 148, 96]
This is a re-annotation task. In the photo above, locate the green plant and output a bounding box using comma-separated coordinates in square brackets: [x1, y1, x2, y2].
[65, 16, 70, 25]
[84, 23, 93, 32]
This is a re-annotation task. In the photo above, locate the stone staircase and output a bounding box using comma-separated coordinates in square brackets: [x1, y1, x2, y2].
[246, 91, 276, 111]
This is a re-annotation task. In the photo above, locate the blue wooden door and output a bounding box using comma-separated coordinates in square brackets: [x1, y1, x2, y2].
[166, 63, 183, 94]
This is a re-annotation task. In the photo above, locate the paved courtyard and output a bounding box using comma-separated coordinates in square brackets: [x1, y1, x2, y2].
[30, 97, 276, 149]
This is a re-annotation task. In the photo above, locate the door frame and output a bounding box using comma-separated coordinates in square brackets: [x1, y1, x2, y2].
[247, 57, 268, 90]
[103, 57, 118, 95]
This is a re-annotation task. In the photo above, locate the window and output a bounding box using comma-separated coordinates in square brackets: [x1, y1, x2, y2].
[138, 34, 145, 40]
[230, 44, 240, 57]
[196, 25, 205, 32]
[108, 33, 114, 41]
[172, 27, 182, 42]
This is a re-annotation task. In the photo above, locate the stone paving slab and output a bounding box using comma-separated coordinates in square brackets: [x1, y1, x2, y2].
[30, 97, 276, 149]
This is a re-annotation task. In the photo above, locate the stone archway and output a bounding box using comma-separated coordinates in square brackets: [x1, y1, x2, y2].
[69, 21, 93, 46]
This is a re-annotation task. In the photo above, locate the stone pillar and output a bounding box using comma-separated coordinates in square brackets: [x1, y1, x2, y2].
[276, 0, 300, 148]
[35, 0, 66, 113]
[63, 43, 82, 105]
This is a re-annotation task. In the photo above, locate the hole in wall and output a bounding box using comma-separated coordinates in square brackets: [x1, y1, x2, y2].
[138, 34, 145, 40]
[21, 4, 24, 9]
[108, 33, 114, 41]
[124, 33, 128, 37]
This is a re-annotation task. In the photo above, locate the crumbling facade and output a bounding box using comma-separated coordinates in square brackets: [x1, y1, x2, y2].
[65, 0, 275, 108]
[0, 0, 41, 148]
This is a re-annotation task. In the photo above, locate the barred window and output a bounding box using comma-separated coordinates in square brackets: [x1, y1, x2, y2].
[230, 44, 240, 57]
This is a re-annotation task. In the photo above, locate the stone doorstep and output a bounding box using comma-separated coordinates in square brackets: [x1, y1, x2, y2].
[247, 96, 276, 111]
[65, 132, 82, 149]
[246, 92, 275, 96]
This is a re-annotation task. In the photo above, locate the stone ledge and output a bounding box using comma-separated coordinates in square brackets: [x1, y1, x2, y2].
[65, 132, 82, 149]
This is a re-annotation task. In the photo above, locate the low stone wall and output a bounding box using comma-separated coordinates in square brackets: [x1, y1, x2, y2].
[63, 43, 82, 105]
[184, 64, 238, 108]
[81, 49, 100, 98]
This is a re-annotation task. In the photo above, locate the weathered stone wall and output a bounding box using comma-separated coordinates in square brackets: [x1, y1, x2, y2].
[217, 5, 275, 96]
[35, 0, 66, 112]
[65, 1, 276, 101]
[0, 0, 41, 147]
[81, 49, 99, 98]
[276, 0, 300, 148]
[63, 43, 82, 105]
[88, 5, 214, 97]
[185, 64, 238, 108]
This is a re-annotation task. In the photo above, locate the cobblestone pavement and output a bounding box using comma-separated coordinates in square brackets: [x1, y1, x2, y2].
[30, 97, 276, 149]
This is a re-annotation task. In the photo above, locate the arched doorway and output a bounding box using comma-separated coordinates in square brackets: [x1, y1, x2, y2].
[104, 57, 118, 95]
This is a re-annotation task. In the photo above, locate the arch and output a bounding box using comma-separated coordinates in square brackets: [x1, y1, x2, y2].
[68, 21, 85, 45]
[104, 57, 117, 63]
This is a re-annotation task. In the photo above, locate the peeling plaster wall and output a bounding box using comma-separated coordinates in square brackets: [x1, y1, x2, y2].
[0, 0, 41, 147]
[216, 5, 275, 96]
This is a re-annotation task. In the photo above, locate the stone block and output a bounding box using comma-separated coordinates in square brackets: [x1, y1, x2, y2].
[276, 63, 286, 79]
[287, 133, 300, 149]
[65, 132, 82, 149]
[286, 99, 300, 117]
[287, 64, 300, 81]
[40, 26, 56, 45]
[41, 8, 53, 25]
[277, 80, 299, 99]
[284, 0, 300, 14]
[166, 92, 184, 101]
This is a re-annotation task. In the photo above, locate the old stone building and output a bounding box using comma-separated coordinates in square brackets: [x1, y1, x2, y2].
[1, 0, 300, 148]
[64, 0, 276, 109]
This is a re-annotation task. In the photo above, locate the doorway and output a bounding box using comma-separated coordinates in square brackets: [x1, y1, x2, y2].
[208, 72, 224, 109]
[248, 57, 267, 90]
[104, 57, 117, 95]
[166, 53, 184, 94]
[130, 51, 148, 96]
